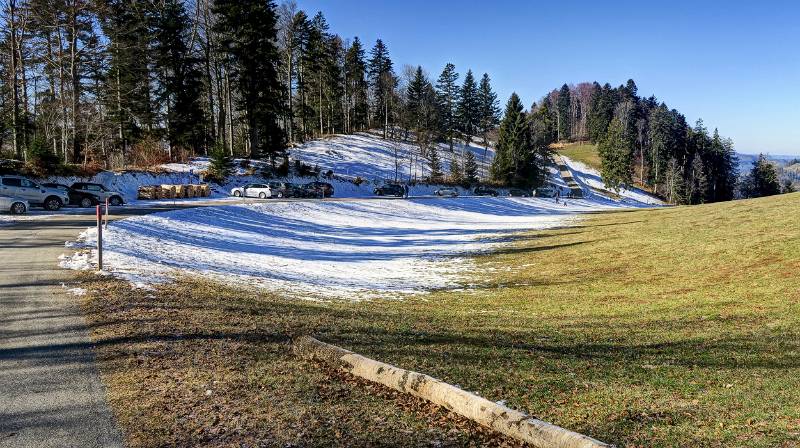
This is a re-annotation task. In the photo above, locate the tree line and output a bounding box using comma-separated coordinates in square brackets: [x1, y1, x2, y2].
[544, 80, 739, 204]
[0, 0, 508, 183]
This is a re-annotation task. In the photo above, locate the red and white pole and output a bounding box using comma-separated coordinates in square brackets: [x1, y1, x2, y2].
[96, 205, 103, 271]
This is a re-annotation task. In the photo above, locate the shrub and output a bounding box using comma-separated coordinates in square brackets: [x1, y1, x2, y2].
[27, 138, 62, 177]
[206, 145, 233, 183]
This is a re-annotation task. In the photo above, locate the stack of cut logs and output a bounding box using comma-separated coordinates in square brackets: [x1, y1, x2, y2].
[137, 184, 211, 200]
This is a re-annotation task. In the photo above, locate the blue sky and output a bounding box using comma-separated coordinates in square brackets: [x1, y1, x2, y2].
[295, 0, 800, 155]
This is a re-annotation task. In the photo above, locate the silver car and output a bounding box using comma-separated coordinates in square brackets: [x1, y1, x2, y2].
[0, 175, 69, 210]
[0, 195, 28, 214]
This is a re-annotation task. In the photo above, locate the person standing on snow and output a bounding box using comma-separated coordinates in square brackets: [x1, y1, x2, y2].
[404, 184, 410, 198]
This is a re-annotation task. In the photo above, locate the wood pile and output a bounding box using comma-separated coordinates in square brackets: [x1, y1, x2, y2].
[137, 184, 212, 200]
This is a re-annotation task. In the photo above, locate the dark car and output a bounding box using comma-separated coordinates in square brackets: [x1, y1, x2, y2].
[374, 184, 404, 197]
[70, 182, 125, 206]
[507, 188, 531, 197]
[473, 186, 498, 197]
[268, 181, 305, 198]
[42, 182, 101, 208]
[303, 181, 335, 198]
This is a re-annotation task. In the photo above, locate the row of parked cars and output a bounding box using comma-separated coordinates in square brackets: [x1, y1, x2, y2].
[230, 181, 334, 199]
[0, 174, 125, 214]
[371, 184, 551, 198]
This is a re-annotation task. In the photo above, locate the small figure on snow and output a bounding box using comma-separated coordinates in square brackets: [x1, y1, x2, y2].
[403, 184, 410, 199]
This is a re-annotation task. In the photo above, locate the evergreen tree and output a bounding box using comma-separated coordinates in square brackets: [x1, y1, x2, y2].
[456, 69, 480, 145]
[688, 152, 708, 204]
[664, 157, 685, 204]
[477, 73, 500, 161]
[367, 39, 394, 138]
[463, 150, 478, 185]
[556, 83, 571, 141]
[100, 0, 155, 158]
[491, 93, 541, 187]
[214, 0, 285, 160]
[782, 179, 795, 194]
[406, 66, 428, 133]
[436, 63, 460, 152]
[449, 152, 463, 184]
[152, 0, 206, 154]
[344, 37, 368, 132]
[743, 154, 781, 197]
[587, 82, 616, 143]
[597, 116, 633, 191]
[208, 144, 234, 182]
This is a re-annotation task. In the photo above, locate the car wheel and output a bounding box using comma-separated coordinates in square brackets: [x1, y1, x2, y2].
[109, 196, 123, 206]
[259, 192, 267, 199]
[277, 191, 284, 198]
[233, 190, 242, 197]
[44, 196, 63, 211]
[80, 197, 94, 208]
[10, 202, 26, 215]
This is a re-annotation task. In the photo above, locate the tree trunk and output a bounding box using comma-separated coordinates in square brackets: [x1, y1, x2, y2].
[294, 337, 613, 448]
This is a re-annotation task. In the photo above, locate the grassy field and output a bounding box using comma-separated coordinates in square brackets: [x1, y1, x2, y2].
[556, 143, 602, 170]
[78, 193, 800, 447]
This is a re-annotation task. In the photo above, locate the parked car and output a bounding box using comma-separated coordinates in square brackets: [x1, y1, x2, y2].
[42, 183, 101, 208]
[533, 187, 556, 198]
[303, 181, 335, 198]
[70, 182, 125, 206]
[434, 187, 459, 197]
[507, 188, 531, 197]
[268, 181, 305, 198]
[0, 175, 70, 210]
[0, 195, 29, 214]
[230, 184, 272, 199]
[374, 184, 404, 197]
[473, 186, 498, 197]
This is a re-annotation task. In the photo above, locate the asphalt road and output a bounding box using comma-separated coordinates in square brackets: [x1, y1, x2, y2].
[0, 196, 418, 447]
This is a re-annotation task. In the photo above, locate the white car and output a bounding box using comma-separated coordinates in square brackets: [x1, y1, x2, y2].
[434, 187, 459, 197]
[0, 195, 29, 214]
[0, 175, 70, 210]
[231, 184, 272, 199]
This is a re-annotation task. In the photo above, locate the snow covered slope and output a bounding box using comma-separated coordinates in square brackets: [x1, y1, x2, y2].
[61, 197, 639, 300]
[289, 132, 494, 182]
[562, 156, 664, 206]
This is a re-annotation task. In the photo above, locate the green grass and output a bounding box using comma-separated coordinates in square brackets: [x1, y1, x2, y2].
[79, 193, 800, 447]
[557, 143, 601, 170]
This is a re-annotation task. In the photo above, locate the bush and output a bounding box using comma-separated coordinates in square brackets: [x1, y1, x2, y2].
[27, 138, 61, 177]
[206, 146, 233, 183]
[128, 137, 170, 168]
[276, 156, 289, 177]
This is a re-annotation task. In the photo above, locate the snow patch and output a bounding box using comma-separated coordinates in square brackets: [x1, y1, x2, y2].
[59, 197, 641, 300]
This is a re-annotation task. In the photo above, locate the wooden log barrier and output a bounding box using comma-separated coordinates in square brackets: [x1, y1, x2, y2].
[293, 336, 614, 448]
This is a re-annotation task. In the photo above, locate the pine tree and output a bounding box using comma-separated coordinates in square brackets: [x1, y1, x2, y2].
[406, 66, 427, 133]
[456, 69, 479, 146]
[744, 154, 781, 197]
[556, 83, 571, 141]
[100, 0, 155, 158]
[597, 116, 633, 191]
[213, 0, 285, 161]
[588, 83, 616, 143]
[477, 73, 500, 161]
[491, 93, 535, 186]
[449, 152, 463, 184]
[664, 157, 685, 204]
[152, 0, 206, 154]
[367, 39, 394, 138]
[463, 150, 478, 186]
[344, 37, 368, 132]
[436, 63, 459, 152]
[688, 152, 708, 204]
[208, 144, 233, 182]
